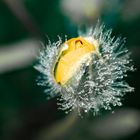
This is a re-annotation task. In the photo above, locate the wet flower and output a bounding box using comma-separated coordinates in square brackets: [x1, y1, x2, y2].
[35, 24, 134, 114]
[54, 37, 98, 86]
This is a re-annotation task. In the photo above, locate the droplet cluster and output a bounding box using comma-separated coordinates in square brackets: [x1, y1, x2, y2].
[35, 24, 135, 114]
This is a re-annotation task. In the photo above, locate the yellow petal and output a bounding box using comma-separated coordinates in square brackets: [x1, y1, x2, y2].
[54, 37, 96, 86]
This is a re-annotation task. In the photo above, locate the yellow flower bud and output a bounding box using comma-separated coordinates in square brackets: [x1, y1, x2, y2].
[54, 37, 96, 85]
[35, 24, 134, 114]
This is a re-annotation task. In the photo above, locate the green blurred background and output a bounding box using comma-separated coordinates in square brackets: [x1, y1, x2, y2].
[0, 0, 140, 140]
